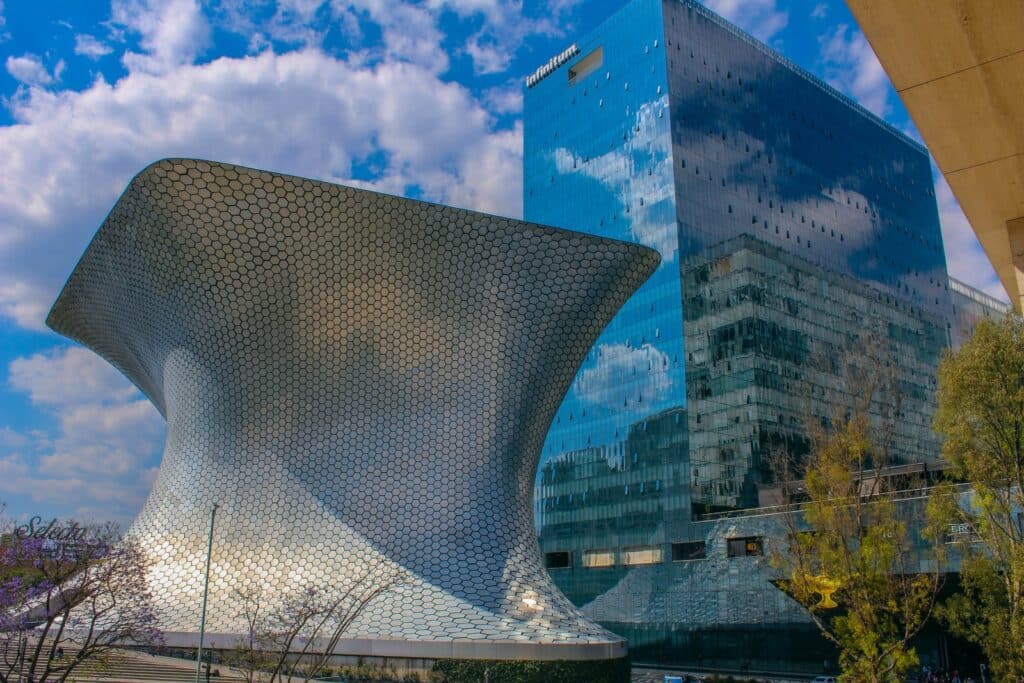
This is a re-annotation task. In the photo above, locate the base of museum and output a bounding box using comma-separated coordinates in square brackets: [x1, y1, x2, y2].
[162, 631, 627, 661]
[156, 636, 631, 682]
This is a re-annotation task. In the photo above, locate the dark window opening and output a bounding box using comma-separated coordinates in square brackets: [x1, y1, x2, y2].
[727, 536, 763, 557]
[545, 551, 572, 569]
[672, 541, 707, 562]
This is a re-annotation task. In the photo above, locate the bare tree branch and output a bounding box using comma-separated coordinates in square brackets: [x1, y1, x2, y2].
[225, 565, 407, 683]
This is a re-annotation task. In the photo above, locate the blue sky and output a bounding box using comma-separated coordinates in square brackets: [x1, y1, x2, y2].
[0, 0, 1004, 526]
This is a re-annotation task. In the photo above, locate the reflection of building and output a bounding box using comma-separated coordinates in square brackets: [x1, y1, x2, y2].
[948, 277, 1011, 349]
[48, 159, 659, 666]
[524, 0, 956, 671]
[537, 406, 690, 603]
[683, 236, 949, 508]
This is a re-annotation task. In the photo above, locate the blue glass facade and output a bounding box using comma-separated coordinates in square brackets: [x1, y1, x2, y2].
[526, 0, 694, 569]
[662, 0, 948, 312]
[525, 0, 954, 670]
[526, 0, 684, 462]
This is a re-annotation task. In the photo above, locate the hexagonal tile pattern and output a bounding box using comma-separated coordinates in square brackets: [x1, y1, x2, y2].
[46, 159, 658, 660]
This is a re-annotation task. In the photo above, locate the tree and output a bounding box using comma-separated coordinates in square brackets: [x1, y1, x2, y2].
[770, 339, 946, 683]
[226, 565, 407, 683]
[932, 315, 1024, 681]
[0, 517, 163, 683]
[222, 587, 272, 683]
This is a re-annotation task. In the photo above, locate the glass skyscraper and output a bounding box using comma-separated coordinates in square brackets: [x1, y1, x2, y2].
[524, 0, 954, 670]
[948, 277, 1011, 349]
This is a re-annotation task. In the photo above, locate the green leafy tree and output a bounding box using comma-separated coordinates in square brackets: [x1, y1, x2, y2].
[932, 315, 1024, 681]
[771, 343, 945, 683]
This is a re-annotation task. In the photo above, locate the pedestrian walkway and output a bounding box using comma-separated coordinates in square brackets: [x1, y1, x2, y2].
[0, 642, 247, 683]
[68, 651, 247, 683]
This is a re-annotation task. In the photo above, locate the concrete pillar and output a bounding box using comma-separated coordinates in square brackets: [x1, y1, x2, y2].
[1009, 216, 1024, 313]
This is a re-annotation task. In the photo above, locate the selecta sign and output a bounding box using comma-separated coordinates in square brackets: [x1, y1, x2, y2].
[14, 516, 92, 543]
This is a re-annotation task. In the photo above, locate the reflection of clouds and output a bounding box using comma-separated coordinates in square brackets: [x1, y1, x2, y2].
[786, 188, 874, 249]
[679, 122, 882, 268]
[576, 343, 671, 409]
[553, 146, 625, 180]
[550, 101, 677, 262]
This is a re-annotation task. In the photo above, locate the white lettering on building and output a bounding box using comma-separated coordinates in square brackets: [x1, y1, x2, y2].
[526, 44, 580, 88]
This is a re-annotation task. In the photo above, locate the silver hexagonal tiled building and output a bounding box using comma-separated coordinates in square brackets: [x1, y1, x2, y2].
[47, 159, 658, 663]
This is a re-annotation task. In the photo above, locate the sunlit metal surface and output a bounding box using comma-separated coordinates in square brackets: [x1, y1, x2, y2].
[47, 158, 658, 660]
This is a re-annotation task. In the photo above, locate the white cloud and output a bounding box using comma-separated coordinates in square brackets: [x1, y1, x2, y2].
[0, 1, 9, 41]
[445, 123, 522, 217]
[576, 343, 673, 409]
[430, 0, 565, 75]
[111, 0, 211, 73]
[0, 453, 154, 519]
[704, 0, 788, 43]
[544, 0, 582, 18]
[0, 48, 521, 331]
[0, 281, 50, 331]
[5, 54, 56, 86]
[818, 24, 890, 117]
[934, 173, 1008, 301]
[212, 0, 557, 77]
[465, 33, 510, 75]
[74, 34, 114, 59]
[263, 0, 331, 47]
[56, 400, 157, 446]
[320, 0, 450, 72]
[366, 1, 450, 72]
[483, 82, 523, 115]
[8, 346, 138, 406]
[0, 427, 27, 449]
[2, 346, 165, 524]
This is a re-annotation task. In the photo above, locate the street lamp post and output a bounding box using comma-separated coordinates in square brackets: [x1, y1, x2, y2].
[195, 503, 219, 683]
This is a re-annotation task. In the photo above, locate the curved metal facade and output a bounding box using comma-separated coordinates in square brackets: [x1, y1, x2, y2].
[47, 158, 658, 660]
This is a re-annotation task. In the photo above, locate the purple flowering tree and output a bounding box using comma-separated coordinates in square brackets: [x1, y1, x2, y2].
[0, 517, 163, 683]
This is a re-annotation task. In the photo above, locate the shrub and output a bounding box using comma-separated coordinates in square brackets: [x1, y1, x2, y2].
[430, 656, 630, 683]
